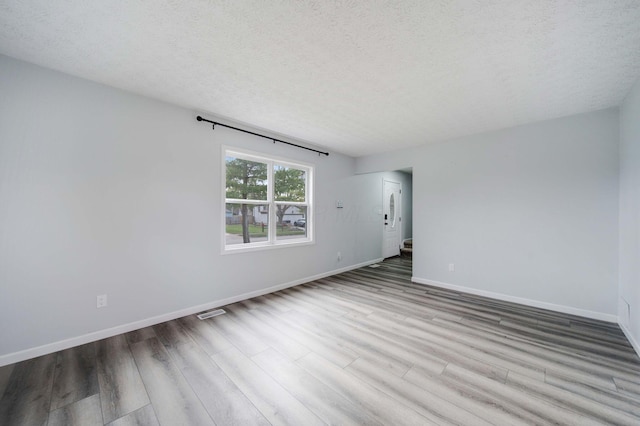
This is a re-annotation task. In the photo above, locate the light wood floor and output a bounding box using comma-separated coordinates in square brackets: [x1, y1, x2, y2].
[1, 257, 639, 425]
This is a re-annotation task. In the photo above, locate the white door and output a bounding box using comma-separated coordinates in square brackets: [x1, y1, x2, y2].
[382, 180, 401, 258]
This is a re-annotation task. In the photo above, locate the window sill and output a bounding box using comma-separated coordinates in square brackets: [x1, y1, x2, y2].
[222, 239, 315, 255]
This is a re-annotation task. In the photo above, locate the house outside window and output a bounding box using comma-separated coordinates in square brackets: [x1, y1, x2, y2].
[223, 147, 313, 252]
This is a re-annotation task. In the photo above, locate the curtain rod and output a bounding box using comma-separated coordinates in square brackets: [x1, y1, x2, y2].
[196, 116, 329, 156]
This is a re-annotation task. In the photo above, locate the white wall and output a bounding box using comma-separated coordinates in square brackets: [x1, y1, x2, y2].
[0, 55, 377, 363]
[619, 76, 640, 351]
[358, 109, 620, 319]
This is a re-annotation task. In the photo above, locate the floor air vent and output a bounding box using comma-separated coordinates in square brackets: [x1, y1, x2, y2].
[197, 309, 226, 320]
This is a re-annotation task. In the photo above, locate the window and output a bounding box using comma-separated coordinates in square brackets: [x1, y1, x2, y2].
[223, 147, 313, 252]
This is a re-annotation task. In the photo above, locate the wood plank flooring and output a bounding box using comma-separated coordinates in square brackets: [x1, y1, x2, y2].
[1, 257, 639, 425]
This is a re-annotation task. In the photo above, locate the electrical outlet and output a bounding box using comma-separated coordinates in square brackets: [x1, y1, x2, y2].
[337, 251, 342, 262]
[448, 263, 455, 272]
[97, 294, 108, 308]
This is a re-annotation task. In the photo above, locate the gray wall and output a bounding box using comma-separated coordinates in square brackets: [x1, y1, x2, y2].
[0, 55, 379, 360]
[619, 76, 640, 350]
[357, 109, 620, 318]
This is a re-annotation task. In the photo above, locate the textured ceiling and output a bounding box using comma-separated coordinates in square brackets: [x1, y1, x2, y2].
[1, 1, 640, 157]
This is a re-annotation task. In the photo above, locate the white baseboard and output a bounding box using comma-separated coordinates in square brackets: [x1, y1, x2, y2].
[0, 258, 383, 367]
[619, 323, 640, 358]
[411, 276, 618, 323]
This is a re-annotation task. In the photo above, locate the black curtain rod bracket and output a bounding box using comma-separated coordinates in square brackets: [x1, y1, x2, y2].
[196, 115, 329, 156]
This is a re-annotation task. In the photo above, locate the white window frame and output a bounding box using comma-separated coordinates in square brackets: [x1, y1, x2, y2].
[222, 146, 314, 254]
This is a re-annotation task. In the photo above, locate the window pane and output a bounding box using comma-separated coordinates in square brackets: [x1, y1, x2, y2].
[389, 193, 395, 224]
[274, 165, 306, 202]
[225, 203, 269, 246]
[276, 205, 307, 240]
[225, 156, 268, 201]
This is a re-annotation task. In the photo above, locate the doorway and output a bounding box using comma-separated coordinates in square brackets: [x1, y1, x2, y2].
[382, 179, 402, 258]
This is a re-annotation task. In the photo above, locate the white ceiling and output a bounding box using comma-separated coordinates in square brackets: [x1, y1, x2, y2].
[1, 1, 640, 157]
